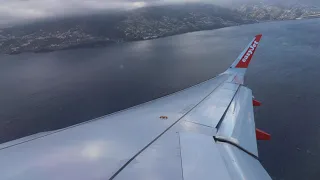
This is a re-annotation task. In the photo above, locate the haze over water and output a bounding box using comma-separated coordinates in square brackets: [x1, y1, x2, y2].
[0, 18, 320, 179]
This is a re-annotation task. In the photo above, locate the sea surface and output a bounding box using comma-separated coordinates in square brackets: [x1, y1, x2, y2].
[1, 18, 320, 180]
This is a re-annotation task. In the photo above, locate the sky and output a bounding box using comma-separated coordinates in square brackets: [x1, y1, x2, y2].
[0, 0, 318, 27]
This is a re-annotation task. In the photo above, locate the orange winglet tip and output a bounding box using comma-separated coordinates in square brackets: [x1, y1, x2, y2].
[256, 128, 271, 140]
[253, 99, 261, 106]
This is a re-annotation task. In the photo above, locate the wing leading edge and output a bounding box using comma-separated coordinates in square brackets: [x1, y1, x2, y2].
[0, 35, 271, 180]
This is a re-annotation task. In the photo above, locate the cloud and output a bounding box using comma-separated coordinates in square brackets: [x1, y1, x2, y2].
[0, 0, 246, 26]
[0, 0, 151, 27]
[0, 0, 318, 27]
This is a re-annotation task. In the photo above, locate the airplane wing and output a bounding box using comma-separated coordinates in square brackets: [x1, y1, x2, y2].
[0, 34, 272, 180]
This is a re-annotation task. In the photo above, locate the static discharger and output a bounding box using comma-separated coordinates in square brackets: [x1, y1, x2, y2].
[256, 129, 271, 140]
[253, 99, 262, 106]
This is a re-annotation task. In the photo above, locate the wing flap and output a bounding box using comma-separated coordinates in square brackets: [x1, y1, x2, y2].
[113, 117, 217, 180]
[216, 86, 258, 157]
[179, 133, 232, 180]
[217, 142, 272, 180]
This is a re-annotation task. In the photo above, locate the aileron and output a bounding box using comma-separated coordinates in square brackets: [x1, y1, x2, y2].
[216, 86, 258, 157]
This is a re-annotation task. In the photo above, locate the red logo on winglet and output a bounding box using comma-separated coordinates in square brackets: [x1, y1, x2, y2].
[236, 34, 262, 68]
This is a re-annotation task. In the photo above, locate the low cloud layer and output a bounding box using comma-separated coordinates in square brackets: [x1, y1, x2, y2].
[0, 0, 141, 26]
[0, 0, 318, 27]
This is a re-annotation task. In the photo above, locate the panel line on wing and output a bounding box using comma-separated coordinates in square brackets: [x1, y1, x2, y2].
[178, 130, 185, 180]
[215, 84, 241, 130]
[185, 121, 214, 128]
[179, 133, 232, 180]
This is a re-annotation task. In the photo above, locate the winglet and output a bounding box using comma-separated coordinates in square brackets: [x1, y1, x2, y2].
[230, 34, 262, 69]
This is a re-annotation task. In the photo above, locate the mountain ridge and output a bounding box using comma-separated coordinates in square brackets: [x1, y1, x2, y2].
[0, 3, 319, 55]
